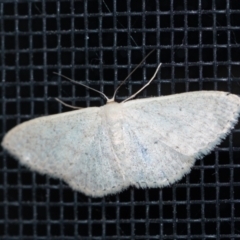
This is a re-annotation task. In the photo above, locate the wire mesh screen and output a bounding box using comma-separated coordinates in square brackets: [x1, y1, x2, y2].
[1, 0, 240, 239]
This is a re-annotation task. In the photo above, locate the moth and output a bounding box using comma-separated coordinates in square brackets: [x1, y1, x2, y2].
[2, 55, 240, 197]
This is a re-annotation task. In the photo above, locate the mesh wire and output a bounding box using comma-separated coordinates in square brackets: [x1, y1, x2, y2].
[1, 0, 240, 239]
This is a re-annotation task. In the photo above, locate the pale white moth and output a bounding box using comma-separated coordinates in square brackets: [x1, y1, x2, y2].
[2, 55, 240, 197]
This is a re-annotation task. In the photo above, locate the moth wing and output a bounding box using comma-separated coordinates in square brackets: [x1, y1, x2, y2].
[2, 107, 126, 197]
[122, 91, 240, 188]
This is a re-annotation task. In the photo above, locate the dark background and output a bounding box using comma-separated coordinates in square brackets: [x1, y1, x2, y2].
[1, 0, 240, 239]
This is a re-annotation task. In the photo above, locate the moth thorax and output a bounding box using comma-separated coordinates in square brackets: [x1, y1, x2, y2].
[102, 102, 125, 154]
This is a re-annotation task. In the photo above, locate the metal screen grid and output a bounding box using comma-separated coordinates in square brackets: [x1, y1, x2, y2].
[1, 0, 240, 239]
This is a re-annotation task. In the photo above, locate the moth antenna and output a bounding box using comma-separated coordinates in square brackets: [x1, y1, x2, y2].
[112, 49, 156, 100]
[122, 62, 162, 103]
[53, 72, 110, 101]
[55, 98, 82, 109]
